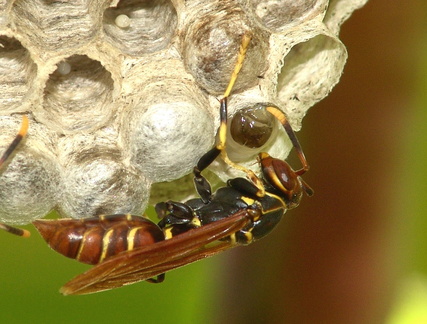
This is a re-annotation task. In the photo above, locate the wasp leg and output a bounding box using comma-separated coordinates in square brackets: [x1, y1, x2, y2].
[193, 32, 265, 199]
[192, 29, 251, 178]
[0, 223, 31, 237]
[0, 115, 31, 238]
[156, 200, 201, 239]
[156, 201, 195, 227]
[215, 33, 262, 187]
[193, 33, 252, 201]
[193, 147, 220, 203]
[0, 115, 29, 167]
[146, 273, 165, 284]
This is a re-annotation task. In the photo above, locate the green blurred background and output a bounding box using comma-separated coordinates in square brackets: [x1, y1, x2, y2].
[1, 1, 426, 323]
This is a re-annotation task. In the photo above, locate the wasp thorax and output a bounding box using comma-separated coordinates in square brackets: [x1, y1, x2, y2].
[230, 104, 276, 148]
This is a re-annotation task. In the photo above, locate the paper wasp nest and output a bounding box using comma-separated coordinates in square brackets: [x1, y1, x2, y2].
[0, 0, 368, 224]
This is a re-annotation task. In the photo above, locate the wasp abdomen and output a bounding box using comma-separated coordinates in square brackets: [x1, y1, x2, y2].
[33, 214, 165, 265]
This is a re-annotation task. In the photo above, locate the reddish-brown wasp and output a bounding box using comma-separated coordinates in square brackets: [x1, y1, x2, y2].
[0, 115, 31, 238]
[33, 33, 313, 295]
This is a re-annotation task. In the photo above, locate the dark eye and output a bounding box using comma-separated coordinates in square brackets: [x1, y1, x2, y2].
[230, 104, 275, 148]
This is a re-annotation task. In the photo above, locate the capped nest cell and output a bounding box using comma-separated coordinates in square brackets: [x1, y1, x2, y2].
[0, 0, 368, 225]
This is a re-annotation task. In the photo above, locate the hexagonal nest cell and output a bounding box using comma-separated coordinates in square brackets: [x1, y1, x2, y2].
[0, 36, 37, 113]
[103, 0, 177, 56]
[11, 0, 102, 55]
[41, 55, 114, 133]
[0, 0, 368, 225]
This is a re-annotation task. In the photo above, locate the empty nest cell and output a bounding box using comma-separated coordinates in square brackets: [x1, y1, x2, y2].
[42, 55, 114, 133]
[0, 36, 36, 113]
[103, 0, 177, 56]
[11, 0, 100, 54]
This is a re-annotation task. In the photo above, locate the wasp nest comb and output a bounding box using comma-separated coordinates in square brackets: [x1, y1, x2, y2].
[0, 0, 368, 224]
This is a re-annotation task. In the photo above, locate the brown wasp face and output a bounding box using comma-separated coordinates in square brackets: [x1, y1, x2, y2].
[259, 152, 313, 209]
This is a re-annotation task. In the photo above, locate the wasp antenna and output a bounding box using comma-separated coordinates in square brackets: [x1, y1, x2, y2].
[0, 115, 29, 168]
[265, 106, 310, 173]
[300, 178, 314, 197]
[0, 223, 31, 237]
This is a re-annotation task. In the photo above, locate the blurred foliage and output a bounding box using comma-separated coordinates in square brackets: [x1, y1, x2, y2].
[387, 275, 427, 324]
[404, 32, 427, 274]
[386, 21, 427, 324]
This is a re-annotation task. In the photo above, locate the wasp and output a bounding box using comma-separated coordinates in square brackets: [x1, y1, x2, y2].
[33, 32, 313, 295]
[0, 115, 31, 238]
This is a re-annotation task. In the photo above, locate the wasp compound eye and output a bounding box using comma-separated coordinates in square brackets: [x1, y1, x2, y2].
[230, 104, 276, 148]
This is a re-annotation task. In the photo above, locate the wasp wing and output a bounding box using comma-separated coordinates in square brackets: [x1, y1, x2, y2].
[60, 210, 251, 295]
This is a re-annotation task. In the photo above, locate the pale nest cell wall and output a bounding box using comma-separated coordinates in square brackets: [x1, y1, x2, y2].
[0, 0, 368, 224]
